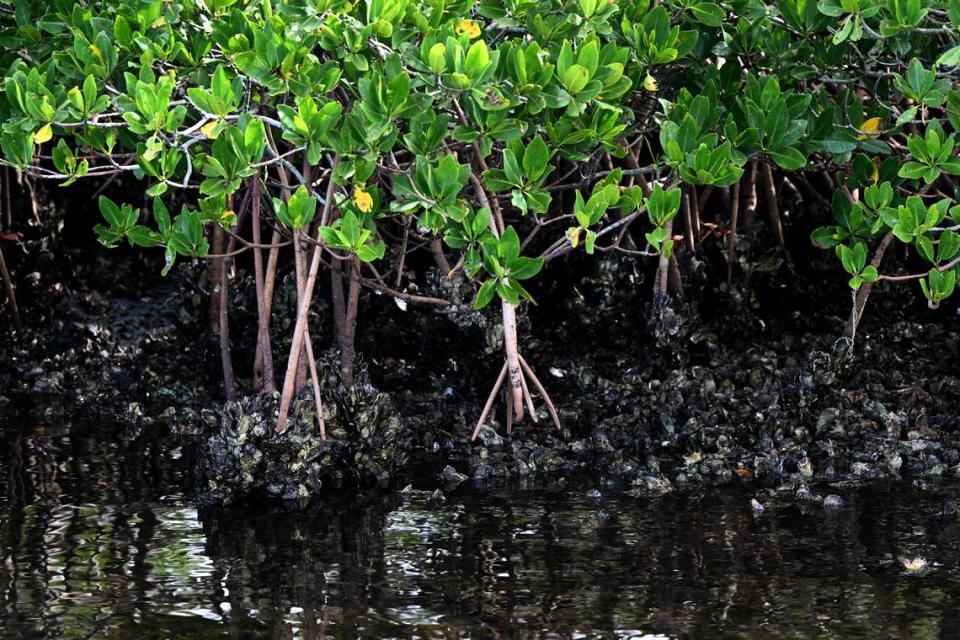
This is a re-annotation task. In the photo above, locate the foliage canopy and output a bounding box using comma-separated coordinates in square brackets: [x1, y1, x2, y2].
[3, 0, 960, 426]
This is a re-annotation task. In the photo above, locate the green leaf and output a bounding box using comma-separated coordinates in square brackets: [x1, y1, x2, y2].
[127, 225, 161, 248]
[577, 40, 599, 76]
[764, 101, 788, 145]
[244, 119, 266, 163]
[500, 226, 521, 265]
[811, 226, 844, 249]
[474, 279, 497, 309]
[585, 229, 597, 254]
[99, 196, 123, 227]
[898, 161, 927, 180]
[497, 280, 522, 305]
[523, 135, 550, 182]
[690, 2, 726, 27]
[562, 65, 590, 93]
[153, 197, 171, 233]
[341, 211, 361, 246]
[939, 230, 960, 262]
[938, 45, 960, 67]
[768, 147, 806, 170]
[428, 43, 446, 74]
[465, 40, 491, 79]
[502, 149, 523, 184]
[510, 256, 543, 280]
[906, 58, 928, 96]
[917, 235, 935, 262]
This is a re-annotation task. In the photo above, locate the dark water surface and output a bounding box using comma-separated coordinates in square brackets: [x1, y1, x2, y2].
[3, 418, 960, 639]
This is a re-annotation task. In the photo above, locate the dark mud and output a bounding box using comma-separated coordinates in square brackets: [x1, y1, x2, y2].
[368, 253, 960, 503]
[0, 237, 214, 429]
[3, 217, 960, 505]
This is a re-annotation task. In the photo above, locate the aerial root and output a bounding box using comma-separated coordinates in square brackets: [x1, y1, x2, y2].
[471, 353, 561, 440]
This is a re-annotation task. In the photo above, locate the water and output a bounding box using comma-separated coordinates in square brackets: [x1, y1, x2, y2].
[3, 418, 960, 639]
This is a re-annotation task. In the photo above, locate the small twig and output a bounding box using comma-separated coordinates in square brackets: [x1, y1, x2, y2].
[878, 254, 960, 282]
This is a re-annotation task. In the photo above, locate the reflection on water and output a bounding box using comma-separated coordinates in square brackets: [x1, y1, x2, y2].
[2, 418, 960, 639]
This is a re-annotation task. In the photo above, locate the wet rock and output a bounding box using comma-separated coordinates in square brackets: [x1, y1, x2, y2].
[887, 453, 903, 475]
[472, 463, 493, 480]
[823, 464, 837, 482]
[476, 425, 504, 449]
[851, 462, 877, 480]
[440, 465, 468, 489]
[636, 475, 672, 494]
[936, 499, 957, 519]
[824, 494, 844, 508]
[427, 489, 447, 508]
[816, 408, 840, 434]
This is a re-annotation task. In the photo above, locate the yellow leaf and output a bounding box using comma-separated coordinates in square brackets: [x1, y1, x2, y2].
[643, 74, 658, 92]
[567, 227, 583, 248]
[201, 120, 220, 139]
[34, 123, 53, 144]
[455, 19, 482, 39]
[353, 186, 373, 213]
[871, 159, 879, 183]
[90, 44, 103, 62]
[152, 16, 166, 27]
[857, 116, 883, 141]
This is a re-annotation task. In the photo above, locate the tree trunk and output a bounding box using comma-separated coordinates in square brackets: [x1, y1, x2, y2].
[253, 227, 281, 387]
[655, 219, 675, 300]
[330, 258, 347, 353]
[213, 225, 236, 401]
[341, 256, 362, 387]
[276, 163, 338, 432]
[501, 300, 524, 421]
[292, 232, 310, 393]
[430, 238, 451, 275]
[250, 176, 275, 394]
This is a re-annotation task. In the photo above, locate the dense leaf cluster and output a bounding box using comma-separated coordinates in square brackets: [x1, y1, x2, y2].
[2, 0, 960, 322]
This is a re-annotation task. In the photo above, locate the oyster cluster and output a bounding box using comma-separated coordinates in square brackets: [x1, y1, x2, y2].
[197, 358, 411, 504]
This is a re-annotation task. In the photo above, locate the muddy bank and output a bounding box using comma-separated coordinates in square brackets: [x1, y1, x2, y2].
[0, 242, 214, 430]
[3, 227, 960, 505]
[372, 255, 960, 502]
